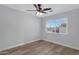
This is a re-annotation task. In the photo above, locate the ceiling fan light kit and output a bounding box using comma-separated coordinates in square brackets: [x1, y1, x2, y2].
[36, 12, 44, 16]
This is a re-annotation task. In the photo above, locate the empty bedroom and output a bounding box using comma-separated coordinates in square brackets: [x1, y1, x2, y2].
[0, 4, 79, 55]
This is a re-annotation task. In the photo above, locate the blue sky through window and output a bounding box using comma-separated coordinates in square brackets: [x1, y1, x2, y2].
[47, 18, 67, 27]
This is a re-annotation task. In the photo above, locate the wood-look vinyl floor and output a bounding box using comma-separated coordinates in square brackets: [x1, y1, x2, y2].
[0, 40, 79, 55]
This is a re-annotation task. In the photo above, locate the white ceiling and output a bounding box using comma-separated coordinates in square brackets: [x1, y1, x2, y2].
[3, 4, 79, 17]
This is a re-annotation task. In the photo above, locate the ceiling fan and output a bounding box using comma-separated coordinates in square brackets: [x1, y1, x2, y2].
[27, 4, 53, 16]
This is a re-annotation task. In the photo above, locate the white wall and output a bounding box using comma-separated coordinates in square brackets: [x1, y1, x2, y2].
[41, 8, 79, 50]
[0, 5, 41, 51]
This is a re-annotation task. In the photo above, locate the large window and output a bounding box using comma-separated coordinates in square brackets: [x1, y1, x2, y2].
[46, 18, 68, 34]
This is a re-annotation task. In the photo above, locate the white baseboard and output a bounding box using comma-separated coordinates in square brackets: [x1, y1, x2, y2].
[43, 39, 79, 50]
[0, 43, 25, 52]
[0, 38, 40, 51]
[0, 38, 78, 52]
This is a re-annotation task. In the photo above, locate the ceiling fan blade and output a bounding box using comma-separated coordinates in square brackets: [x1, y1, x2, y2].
[38, 4, 42, 11]
[38, 4, 41, 8]
[43, 8, 52, 11]
[41, 11, 46, 14]
[33, 4, 38, 10]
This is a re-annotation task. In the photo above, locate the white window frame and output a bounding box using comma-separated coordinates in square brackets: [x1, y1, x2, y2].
[45, 17, 68, 34]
